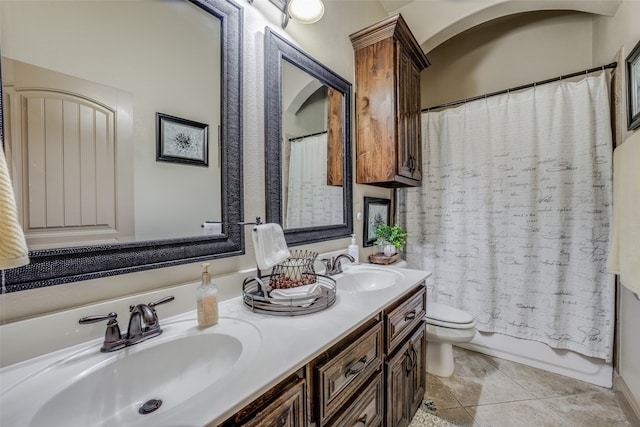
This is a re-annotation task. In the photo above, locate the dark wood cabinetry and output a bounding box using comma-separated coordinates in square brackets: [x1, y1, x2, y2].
[218, 284, 426, 427]
[350, 14, 429, 188]
[312, 319, 383, 426]
[218, 372, 306, 427]
[384, 285, 427, 427]
[386, 324, 426, 427]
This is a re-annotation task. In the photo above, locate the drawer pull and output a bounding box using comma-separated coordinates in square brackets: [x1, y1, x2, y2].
[405, 347, 417, 374]
[277, 413, 289, 427]
[345, 355, 368, 378]
[404, 310, 416, 321]
[355, 413, 368, 426]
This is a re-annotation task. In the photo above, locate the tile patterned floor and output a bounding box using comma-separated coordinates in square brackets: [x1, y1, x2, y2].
[423, 347, 640, 427]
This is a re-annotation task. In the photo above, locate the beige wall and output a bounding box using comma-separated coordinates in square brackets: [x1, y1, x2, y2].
[420, 10, 594, 109]
[593, 0, 640, 409]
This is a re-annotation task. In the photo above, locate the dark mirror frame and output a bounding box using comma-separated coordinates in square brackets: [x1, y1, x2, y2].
[0, 0, 244, 293]
[264, 28, 353, 246]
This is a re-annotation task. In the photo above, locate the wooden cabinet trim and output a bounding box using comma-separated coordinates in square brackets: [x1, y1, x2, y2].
[349, 14, 430, 70]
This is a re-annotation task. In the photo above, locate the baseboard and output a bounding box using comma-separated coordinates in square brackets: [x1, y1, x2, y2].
[614, 374, 640, 421]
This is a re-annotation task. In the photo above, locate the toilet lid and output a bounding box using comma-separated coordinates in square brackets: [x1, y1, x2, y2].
[426, 302, 475, 327]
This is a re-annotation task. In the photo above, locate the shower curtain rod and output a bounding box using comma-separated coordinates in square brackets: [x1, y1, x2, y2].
[422, 62, 617, 112]
[288, 130, 327, 142]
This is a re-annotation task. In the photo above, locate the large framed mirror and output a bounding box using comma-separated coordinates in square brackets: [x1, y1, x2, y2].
[0, 0, 243, 292]
[264, 28, 353, 246]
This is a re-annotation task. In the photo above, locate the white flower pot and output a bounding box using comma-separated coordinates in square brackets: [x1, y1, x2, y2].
[383, 244, 396, 257]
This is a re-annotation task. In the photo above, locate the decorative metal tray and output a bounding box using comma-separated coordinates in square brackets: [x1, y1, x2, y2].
[242, 274, 336, 316]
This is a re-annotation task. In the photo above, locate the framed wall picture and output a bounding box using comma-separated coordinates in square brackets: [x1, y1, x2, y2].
[156, 113, 209, 166]
[626, 39, 640, 130]
[363, 197, 391, 247]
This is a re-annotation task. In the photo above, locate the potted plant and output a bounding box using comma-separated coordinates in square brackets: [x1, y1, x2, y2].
[375, 224, 408, 257]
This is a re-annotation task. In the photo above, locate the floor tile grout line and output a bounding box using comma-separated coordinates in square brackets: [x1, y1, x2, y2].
[434, 347, 640, 426]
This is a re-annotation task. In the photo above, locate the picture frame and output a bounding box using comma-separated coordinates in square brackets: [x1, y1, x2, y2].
[363, 197, 391, 247]
[626, 39, 640, 130]
[156, 113, 209, 166]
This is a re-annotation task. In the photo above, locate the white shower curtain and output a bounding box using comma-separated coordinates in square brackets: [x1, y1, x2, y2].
[397, 73, 615, 360]
[286, 133, 343, 228]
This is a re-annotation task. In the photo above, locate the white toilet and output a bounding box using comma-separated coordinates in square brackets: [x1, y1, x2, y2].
[425, 302, 476, 377]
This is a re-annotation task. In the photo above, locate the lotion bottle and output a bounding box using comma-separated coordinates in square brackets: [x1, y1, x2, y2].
[348, 234, 359, 264]
[196, 262, 219, 328]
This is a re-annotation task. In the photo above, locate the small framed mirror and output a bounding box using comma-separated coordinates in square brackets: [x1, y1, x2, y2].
[264, 28, 353, 246]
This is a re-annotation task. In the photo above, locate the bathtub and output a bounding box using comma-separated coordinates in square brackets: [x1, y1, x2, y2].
[459, 331, 613, 387]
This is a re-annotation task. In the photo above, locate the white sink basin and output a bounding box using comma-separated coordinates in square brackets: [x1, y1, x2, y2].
[0, 317, 261, 427]
[337, 265, 405, 292]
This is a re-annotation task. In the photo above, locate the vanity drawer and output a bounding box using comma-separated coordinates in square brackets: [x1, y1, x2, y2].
[384, 284, 426, 353]
[315, 321, 383, 425]
[329, 372, 384, 427]
[240, 377, 306, 427]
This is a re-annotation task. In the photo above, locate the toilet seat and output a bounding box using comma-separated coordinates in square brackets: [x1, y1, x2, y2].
[426, 302, 476, 329]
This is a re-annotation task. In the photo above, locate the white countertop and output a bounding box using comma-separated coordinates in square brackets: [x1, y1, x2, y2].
[0, 265, 431, 427]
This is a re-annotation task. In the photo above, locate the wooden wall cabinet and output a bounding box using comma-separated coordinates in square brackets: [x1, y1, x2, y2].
[350, 14, 430, 188]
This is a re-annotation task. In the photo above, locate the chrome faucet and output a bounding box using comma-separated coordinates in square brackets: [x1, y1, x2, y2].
[321, 253, 355, 275]
[79, 296, 174, 352]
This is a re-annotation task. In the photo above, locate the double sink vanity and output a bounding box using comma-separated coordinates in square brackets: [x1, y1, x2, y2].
[0, 264, 430, 427]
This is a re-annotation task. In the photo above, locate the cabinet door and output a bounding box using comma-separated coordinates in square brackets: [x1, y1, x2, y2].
[396, 46, 422, 185]
[406, 323, 426, 414]
[385, 322, 426, 427]
[385, 343, 411, 427]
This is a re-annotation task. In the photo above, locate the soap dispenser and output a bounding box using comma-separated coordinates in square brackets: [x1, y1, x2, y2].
[196, 262, 219, 328]
[348, 234, 359, 264]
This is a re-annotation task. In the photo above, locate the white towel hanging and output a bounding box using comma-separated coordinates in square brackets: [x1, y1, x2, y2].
[252, 223, 290, 271]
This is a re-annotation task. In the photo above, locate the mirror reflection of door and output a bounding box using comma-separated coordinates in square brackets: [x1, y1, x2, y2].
[3, 59, 134, 250]
[281, 60, 344, 229]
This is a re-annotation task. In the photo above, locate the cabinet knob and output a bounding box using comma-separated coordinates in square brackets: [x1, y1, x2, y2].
[404, 310, 416, 321]
[355, 413, 368, 426]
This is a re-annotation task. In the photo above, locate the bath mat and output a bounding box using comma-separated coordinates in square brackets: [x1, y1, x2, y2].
[409, 400, 460, 427]
[409, 407, 458, 427]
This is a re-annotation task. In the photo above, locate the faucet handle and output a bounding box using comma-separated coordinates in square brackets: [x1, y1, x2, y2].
[79, 312, 118, 325]
[149, 295, 175, 308]
[320, 257, 334, 271]
[79, 312, 125, 352]
[147, 296, 175, 327]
